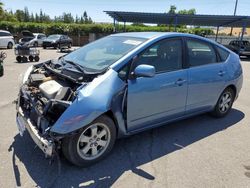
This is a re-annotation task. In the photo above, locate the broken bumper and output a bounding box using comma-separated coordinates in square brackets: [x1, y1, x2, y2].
[16, 107, 54, 157]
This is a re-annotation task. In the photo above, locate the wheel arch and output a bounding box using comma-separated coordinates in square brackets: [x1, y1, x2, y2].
[104, 110, 119, 137]
[225, 84, 237, 99]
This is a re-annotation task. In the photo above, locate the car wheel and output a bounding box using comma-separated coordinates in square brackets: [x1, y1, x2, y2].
[28, 56, 34, 62]
[21, 56, 28, 63]
[34, 56, 40, 62]
[68, 43, 72, 48]
[43, 46, 46, 49]
[62, 115, 116, 167]
[7, 42, 13, 49]
[16, 56, 22, 63]
[211, 87, 235, 118]
[55, 43, 60, 49]
[34, 42, 38, 47]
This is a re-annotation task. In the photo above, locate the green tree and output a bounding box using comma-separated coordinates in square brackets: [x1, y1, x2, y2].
[178, 8, 196, 15]
[168, 5, 177, 14]
[15, 9, 25, 22]
[0, 1, 4, 19]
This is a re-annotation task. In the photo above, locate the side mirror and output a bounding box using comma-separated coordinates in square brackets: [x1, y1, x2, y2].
[133, 64, 155, 78]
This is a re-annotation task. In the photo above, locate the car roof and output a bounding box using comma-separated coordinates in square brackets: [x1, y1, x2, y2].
[0, 30, 11, 33]
[111, 32, 204, 40]
[33, 33, 45, 35]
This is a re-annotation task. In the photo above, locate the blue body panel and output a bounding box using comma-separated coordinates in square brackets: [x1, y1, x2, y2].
[127, 69, 188, 131]
[50, 32, 243, 138]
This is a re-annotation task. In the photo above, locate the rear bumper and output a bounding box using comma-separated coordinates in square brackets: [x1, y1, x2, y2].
[16, 107, 54, 157]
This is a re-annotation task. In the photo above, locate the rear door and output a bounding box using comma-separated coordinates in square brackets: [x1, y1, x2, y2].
[127, 38, 188, 131]
[185, 38, 226, 114]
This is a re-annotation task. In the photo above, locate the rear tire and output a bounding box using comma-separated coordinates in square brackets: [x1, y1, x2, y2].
[43, 46, 46, 49]
[62, 115, 116, 167]
[211, 87, 235, 118]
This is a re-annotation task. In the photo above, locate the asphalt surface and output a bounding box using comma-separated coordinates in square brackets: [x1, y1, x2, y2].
[0, 47, 250, 188]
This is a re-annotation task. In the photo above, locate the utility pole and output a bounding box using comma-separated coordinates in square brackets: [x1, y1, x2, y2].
[230, 0, 238, 36]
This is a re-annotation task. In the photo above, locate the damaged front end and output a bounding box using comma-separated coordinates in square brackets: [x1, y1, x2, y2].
[16, 60, 89, 157]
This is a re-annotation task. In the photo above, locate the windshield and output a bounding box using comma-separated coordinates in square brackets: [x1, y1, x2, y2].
[64, 36, 146, 72]
[48, 35, 60, 39]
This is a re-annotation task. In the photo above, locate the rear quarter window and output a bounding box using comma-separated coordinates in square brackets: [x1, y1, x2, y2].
[216, 47, 230, 62]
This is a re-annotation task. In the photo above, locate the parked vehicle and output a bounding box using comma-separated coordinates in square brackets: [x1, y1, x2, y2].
[42, 34, 72, 49]
[19, 31, 46, 47]
[0, 30, 15, 49]
[16, 32, 243, 167]
[0, 51, 7, 77]
[225, 40, 250, 57]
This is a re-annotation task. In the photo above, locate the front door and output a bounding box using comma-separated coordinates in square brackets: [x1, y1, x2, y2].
[127, 38, 188, 131]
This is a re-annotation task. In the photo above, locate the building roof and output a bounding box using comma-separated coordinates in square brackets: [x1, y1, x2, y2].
[105, 11, 250, 27]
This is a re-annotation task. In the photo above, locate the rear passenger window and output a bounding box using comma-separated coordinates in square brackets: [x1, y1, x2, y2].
[187, 39, 217, 67]
[216, 47, 230, 62]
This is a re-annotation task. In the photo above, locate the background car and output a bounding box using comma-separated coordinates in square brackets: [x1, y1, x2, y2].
[16, 32, 243, 167]
[19, 31, 46, 47]
[0, 30, 15, 49]
[225, 40, 250, 57]
[42, 34, 72, 49]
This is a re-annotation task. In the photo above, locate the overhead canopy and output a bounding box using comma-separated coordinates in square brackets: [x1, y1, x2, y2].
[105, 11, 250, 27]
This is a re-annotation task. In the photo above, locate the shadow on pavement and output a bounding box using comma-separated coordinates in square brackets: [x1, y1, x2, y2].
[8, 109, 244, 188]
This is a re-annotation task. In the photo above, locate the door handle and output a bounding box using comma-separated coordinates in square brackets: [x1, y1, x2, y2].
[175, 79, 186, 86]
[218, 71, 226, 76]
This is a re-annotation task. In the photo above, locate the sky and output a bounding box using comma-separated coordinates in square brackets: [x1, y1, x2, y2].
[2, 0, 250, 23]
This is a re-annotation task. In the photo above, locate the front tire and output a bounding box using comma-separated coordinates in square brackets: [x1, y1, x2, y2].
[211, 87, 235, 118]
[62, 115, 116, 167]
[7, 42, 13, 49]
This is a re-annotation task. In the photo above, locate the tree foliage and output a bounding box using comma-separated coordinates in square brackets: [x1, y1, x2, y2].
[0, 2, 213, 36]
[0, 3, 92, 24]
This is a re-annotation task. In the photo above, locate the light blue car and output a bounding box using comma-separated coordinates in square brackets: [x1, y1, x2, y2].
[16, 32, 243, 166]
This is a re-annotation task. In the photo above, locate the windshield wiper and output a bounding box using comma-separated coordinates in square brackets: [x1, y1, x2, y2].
[61, 58, 86, 75]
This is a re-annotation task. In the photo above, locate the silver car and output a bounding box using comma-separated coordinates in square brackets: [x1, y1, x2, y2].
[19, 31, 46, 47]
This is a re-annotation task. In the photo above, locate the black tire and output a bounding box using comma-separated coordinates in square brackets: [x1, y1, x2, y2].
[7, 42, 13, 49]
[33, 42, 38, 47]
[54, 43, 60, 49]
[29, 56, 34, 62]
[211, 87, 235, 118]
[34, 56, 40, 62]
[62, 115, 116, 167]
[16, 56, 22, 63]
[21, 56, 28, 63]
[43, 46, 46, 49]
[68, 43, 72, 48]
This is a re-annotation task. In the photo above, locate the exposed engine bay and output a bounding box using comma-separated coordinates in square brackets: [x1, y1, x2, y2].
[19, 60, 99, 136]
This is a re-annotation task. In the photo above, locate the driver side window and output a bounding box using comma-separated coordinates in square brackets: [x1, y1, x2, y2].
[135, 39, 183, 73]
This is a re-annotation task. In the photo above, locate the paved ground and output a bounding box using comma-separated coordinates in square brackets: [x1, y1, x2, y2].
[0, 47, 250, 188]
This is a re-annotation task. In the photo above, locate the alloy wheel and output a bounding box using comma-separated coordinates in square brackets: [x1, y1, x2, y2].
[219, 92, 232, 113]
[77, 123, 111, 160]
